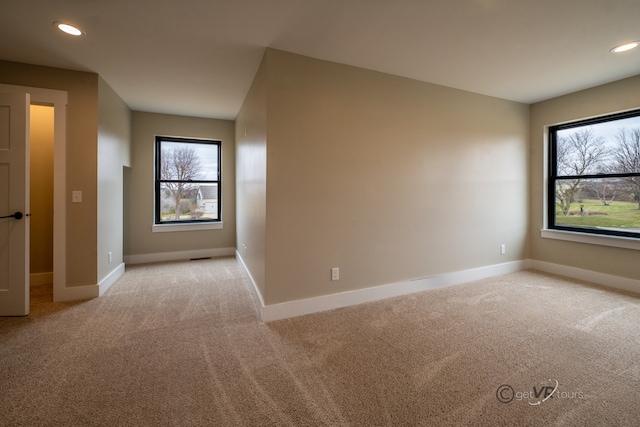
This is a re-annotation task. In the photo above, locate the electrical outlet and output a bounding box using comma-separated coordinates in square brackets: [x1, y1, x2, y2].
[500, 244, 506, 255]
[108, 251, 112, 263]
[331, 267, 339, 281]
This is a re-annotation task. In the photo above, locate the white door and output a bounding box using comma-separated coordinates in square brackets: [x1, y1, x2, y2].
[0, 92, 30, 316]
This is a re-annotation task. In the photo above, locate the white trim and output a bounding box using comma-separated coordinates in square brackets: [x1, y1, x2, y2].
[52, 92, 67, 303]
[541, 228, 640, 251]
[152, 222, 223, 232]
[124, 247, 236, 264]
[51, 263, 124, 302]
[239, 260, 529, 322]
[236, 257, 640, 322]
[235, 251, 266, 320]
[530, 259, 640, 294]
[54, 284, 99, 302]
[98, 263, 125, 295]
[0, 84, 68, 304]
[30, 272, 53, 286]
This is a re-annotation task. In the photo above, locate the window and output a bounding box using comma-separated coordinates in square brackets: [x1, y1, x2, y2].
[548, 109, 640, 239]
[155, 136, 221, 225]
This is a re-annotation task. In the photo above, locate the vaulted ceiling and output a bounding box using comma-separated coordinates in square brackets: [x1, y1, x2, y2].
[1, 0, 639, 120]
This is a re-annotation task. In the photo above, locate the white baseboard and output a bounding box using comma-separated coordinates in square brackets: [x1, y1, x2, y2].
[50, 254, 636, 316]
[235, 251, 266, 320]
[52, 250, 235, 303]
[53, 283, 99, 302]
[237, 260, 529, 322]
[98, 263, 126, 296]
[30, 272, 53, 286]
[236, 258, 640, 322]
[51, 263, 124, 302]
[124, 247, 236, 265]
[530, 260, 640, 294]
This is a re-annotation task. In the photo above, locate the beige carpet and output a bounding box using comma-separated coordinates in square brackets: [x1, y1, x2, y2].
[1, 257, 639, 426]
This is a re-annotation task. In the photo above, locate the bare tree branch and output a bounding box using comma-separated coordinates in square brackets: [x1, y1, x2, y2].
[161, 145, 203, 220]
[614, 127, 640, 209]
[555, 128, 608, 215]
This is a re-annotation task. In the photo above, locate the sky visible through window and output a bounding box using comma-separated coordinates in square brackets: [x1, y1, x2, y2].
[557, 115, 640, 152]
[162, 141, 218, 180]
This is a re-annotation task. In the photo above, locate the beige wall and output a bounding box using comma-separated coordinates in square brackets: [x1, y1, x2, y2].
[237, 49, 530, 305]
[126, 112, 236, 257]
[236, 56, 268, 300]
[0, 60, 99, 287]
[29, 105, 54, 275]
[97, 77, 131, 281]
[530, 75, 640, 280]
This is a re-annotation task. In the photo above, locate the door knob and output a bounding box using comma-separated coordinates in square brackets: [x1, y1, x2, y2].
[0, 212, 23, 220]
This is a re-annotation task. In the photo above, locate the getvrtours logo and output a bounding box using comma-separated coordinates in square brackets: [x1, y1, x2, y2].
[496, 379, 590, 406]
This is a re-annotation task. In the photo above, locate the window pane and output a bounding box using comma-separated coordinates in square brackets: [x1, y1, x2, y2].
[553, 178, 640, 233]
[556, 116, 640, 176]
[160, 142, 218, 181]
[193, 143, 219, 181]
[195, 183, 219, 220]
[158, 183, 219, 222]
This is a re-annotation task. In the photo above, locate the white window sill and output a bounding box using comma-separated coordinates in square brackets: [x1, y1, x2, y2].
[153, 222, 223, 233]
[541, 229, 640, 251]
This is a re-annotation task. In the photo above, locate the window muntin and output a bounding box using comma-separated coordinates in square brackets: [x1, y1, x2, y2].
[155, 136, 221, 224]
[548, 110, 640, 238]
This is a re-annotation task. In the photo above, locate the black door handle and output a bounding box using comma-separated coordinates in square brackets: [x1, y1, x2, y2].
[0, 212, 23, 220]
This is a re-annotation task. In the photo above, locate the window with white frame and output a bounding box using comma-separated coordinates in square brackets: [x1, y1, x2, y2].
[548, 109, 640, 238]
[155, 136, 221, 224]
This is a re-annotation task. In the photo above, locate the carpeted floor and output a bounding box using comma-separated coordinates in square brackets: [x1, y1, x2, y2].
[1, 257, 639, 426]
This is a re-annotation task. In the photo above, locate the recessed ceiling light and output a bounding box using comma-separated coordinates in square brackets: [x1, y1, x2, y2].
[54, 22, 84, 36]
[610, 41, 639, 53]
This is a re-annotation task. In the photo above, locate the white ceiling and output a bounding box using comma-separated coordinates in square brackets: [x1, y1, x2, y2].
[1, 0, 639, 120]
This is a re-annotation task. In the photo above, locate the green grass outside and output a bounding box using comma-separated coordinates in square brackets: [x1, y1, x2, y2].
[555, 199, 640, 230]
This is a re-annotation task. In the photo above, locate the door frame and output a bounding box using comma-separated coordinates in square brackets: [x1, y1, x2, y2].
[0, 84, 67, 303]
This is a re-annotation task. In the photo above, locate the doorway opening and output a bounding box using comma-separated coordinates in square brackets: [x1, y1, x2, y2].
[29, 105, 54, 303]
